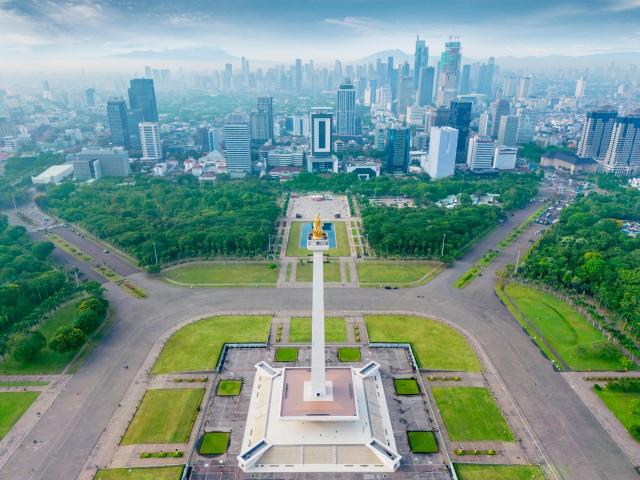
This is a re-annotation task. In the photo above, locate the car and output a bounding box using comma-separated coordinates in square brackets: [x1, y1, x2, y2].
[103, 249, 110, 253]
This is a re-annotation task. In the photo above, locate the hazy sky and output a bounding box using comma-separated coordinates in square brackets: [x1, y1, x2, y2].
[2, 0, 640, 71]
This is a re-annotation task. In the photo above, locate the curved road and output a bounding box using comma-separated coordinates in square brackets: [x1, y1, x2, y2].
[0, 197, 636, 480]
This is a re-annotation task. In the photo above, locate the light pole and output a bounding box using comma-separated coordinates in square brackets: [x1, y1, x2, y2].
[153, 242, 158, 265]
[440, 233, 446, 258]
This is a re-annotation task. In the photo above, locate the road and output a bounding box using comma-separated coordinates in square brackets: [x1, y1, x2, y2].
[0, 186, 636, 480]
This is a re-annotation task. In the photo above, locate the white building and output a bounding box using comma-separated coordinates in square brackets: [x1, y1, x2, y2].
[493, 146, 518, 170]
[426, 126, 458, 179]
[292, 115, 310, 137]
[467, 135, 495, 170]
[267, 148, 304, 168]
[224, 115, 252, 176]
[31, 164, 74, 184]
[139, 122, 162, 161]
[575, 77, 587, 98]
[517, 74, 535, 99]
[602, 116, 640, 175]
[406, 105, 427, 127]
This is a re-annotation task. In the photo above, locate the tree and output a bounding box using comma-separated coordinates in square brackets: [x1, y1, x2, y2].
[49, 326, 86, 353]
[9, 331, 45, 361]
[75, 309, 101, 335]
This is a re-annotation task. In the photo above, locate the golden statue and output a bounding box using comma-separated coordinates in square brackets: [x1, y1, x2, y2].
[312, 214, 324, 239]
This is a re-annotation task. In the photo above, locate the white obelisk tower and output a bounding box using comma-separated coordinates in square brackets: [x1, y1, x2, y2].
[307, 214, 330, 399]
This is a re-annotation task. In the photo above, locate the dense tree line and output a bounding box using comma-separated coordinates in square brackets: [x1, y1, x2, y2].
[39, 176, 280, 266]
[5, 152, 64, 183]
[521, 189, 640, 333]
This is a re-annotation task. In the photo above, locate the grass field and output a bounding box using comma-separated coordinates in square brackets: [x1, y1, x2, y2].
[595, 388, 640, 440]
[275, 347, 298, 362]
[504, 283, 629, 371]
[338, 347, 361, 362]
[432, 387, 515, 442]
[93, 466, 184, 480]
[394, 378, 420, 395]
[152, 316, 271, 374]
[289, 317, 347, 343]
[286, 221, 351, 257]
[199, 431, 230, 454]
[121, 388, 204, 445]
[0, 391, 39, 440]
[357, 262, 440, 287]
[0, 300, 82, 375]
[163, 262, 278, 286]
[407, 431, 438, 453]
[217, 380, 242, 396]
[295, 261, 341, 282]
[365, 315, 481, 372]
[454, 464, 545, 480]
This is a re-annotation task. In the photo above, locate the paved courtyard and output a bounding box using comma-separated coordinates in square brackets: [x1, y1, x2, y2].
[289, 194, 350, 220]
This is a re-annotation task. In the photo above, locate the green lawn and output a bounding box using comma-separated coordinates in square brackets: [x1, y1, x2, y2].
[0, 391, 39, 440]
[121, 388, 204, 445]
[152, 316, 271, 374]
[338, 347, 361, 362]
[93, 466, 184, 480]
[595, 387, 640, 440]
[289, 317, 347, 343]
[199, 431, 230, 454]
[217, 379, 242, 396]
[407, 431, 439, 453]
[0, 381, 48, 387]
[357, 262, 441, 287]
[286, 221, 351, 257]
[0, 300, 82, 375]
[432, 387, 515, 442]
[505, 283, 630, 371]
[275, 347, 298, 362]
[365, 315, 482, 372]
[394, 378, 420, 395]
[163, 262, 278, 286]
[454, 464, 545, 480]
[295, 261, 341, 282]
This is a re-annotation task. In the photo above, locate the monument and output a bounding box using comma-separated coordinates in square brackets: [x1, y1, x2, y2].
[238, 214, 400, 473]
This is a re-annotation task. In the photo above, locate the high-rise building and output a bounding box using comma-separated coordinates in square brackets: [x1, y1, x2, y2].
[417, 66, 435, 106]
[197, 127, 216, 153]
[139, 122, 162, 161]
[467, 135, 495, 170]
[478, 113, 492, 136]
[69, 148, 130, 180]
[436, 40, 462, 106]
[479, 57, 495, 94]
[257, 97, 274, 141]
[128, 79, 158, 122]
[106, 97, 131, 149]
[295, 59, 303, 92]
[577, 109, 618, 161]
[575, 77, 587, 98]
[448, 101, 472, 160]
[374, 125, 386, 150]
[336, 81, 356, 136]
[251, 97, 274, 145]
[224, 115, 252, 176]
[493, 146, 518, 170]
[432, 106, 451, 127]
[386, 125, 410, 173]
[601, 116, 640, 175]
[223, 64, 233, 90]
[516, 112, 536, 144]
[502, 75, 519, 98]
[491, 99, 511, 138]
[309, 108, 336, 172]
[127, 109, 143, 153]
[396, 76, 413, 117]
[497, 115, 519, 147]
[85, 88, 96, 108]
[427, 126, 458, 179]
[413, 36, 428, 92]
[517, 75, 535, 99]
[459, 64, 471, 94]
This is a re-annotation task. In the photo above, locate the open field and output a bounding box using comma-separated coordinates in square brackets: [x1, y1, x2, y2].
[595, 388, 640, 440]
[289, 317, 347, 343]
[454, 464, 545, 480]
[93, 466, 184, 480]
[199, 431, 230, 454]
[163, 262, 278, 286]
[407, 431, 438, 453]
[152, 316, 271, 374]
[504, 283, 630, 371]
[275, 347, 298, 362]
[338, 347, 361, 362]
[0, 391, 39, 440]
[0, 301, 81, 375]
[121, 388, 204, 445]
[357, 261, 441, 287]
[432, 387, 515, 442]
[295, 261, 341, 282]
[365, 315, 481, 372]
[286, 221, 350, 257]
[394, 378, 420, 395]
[217, 380, 242, 396]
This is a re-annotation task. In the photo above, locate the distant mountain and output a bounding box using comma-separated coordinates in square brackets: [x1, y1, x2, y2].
[109, 48, 239, 64]
[495, 52, 640, 72]
[352, 50, 413, 65]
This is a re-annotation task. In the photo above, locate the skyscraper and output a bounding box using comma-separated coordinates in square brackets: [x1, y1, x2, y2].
[197, 127, 215, 153]
[128, 79, 158, 122]
[497, 115, 519, 146]
[257, 97, 274, 141]
[577, 109, 618, 161]
[575, 77, 587, 98]
[85, 88, 96, 108]
[413, 36, 428, 92]
[436, 40, 462, 106]
[386, 125, 410, 173]
[491, 100, 511, 138]
[106, 97, 131, 149]
[467, 135, 495, 170]
[250, 97, 274, 145]
[224, 115, 252, 176]
[493, 146, 518, 170]
[139, 122, 162, 161]
[336, 81, 356, 136]
[601, 116, 640, 175]
[397, 76, 414, 118]
[459, 64, 471, 94]
[295, 59, 303, 92]
[448, 101, 472, 160]
[517, 75, 535, 99]
[417, 67, 435, 106]
[479, 57, 495, 94]
[309, 108, 336, 172]
[427, 127, 458, 179]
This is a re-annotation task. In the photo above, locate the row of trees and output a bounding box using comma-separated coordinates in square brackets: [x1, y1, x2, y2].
[521, 189, 640, 334]
[39, 176, 281, 266]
